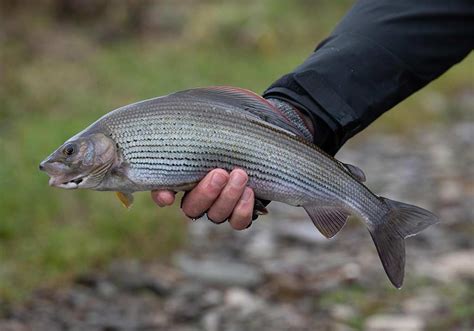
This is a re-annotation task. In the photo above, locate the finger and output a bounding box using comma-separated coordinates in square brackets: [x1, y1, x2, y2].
[151, 190, 176, 207]
[228, 187, 254, 230]
[207, 169, 248, 223]
[181, 169, 229, 218]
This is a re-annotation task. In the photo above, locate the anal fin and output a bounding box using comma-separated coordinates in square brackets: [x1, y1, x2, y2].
[303, 205, 350, 238]
[116, 191, 134, 209]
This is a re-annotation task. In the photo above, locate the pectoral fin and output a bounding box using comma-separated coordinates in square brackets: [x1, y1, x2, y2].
[116, 191, 134, 209]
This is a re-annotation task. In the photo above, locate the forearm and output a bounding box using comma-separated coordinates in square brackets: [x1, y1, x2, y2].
[264, 0, 474, 155]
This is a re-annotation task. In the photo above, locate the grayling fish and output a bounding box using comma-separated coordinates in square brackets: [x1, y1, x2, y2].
[39, 86, 439, 288]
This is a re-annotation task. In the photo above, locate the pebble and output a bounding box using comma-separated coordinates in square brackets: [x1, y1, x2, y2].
[244, 230, 277, 259]
[431, 250, 474, 282]
[224, 287, 263, 313]
[403, 291, 441, 317]
[330, 304, 357, 321]
[107, 260, 171, 295]
[1, 121, 472, 331]
[365, 314, 425, 331]
[175, 254, 263, 287]
[438, 179, 463, 205]
[165, 283, 222, 321]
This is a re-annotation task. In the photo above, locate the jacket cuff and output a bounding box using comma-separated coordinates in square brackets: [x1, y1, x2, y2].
[263, 81, 342, 156]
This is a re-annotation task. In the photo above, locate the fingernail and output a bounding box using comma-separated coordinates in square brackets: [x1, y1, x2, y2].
[241, 188, 252, 202]
[211, 172, 227, 188]
[231, 172, 247, 187]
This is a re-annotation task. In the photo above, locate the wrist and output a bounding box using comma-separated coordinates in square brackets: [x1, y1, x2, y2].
[265, 98, 314, 142]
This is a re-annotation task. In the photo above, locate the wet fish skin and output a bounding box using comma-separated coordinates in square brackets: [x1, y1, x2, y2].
[39, 86, 440, 288]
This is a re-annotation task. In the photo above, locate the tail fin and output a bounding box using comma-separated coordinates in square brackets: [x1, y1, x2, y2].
[369, 197, 440, 288]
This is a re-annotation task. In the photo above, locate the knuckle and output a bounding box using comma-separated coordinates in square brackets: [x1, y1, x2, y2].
[205, 196, 239, 222]
[207, 204, 232, 223]
[200, 190, 220, 205]
[224, 185, 245, 200]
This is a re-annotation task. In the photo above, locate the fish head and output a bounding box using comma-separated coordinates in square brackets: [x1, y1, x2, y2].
[39, 133, 117, 189]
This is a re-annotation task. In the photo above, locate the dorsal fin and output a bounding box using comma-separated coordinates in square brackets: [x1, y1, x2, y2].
[343, 163, 366, 182]
[169, 86, 302, 136]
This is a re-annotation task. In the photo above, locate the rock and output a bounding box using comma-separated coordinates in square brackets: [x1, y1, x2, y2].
[188, 219, 214, 240]
[429, 141, 456, 176]
[203, 301, 310, 331]
[455, 89, 474, 112]
[175, 254, 263, 287]
[431, 250, 474, 282]
[341, 262, 362, 281]
[330, 304, 357, 322]
[365, 314, 425, 331]
[422, 92, 447, 115]
[96, 280, 118, 298]
[403, 291, 441, 317]
[333, 324, 357, 331]
[202, 310, 221, 331]
[165, 283, 223, 321]
[224, 288, 264, 314]
[243, 230, 277, 259]
[438, 179, 463, 206]
[0, 321, 28, 331]
[270, 202, 308, 220]
[107, 260, 171, 295]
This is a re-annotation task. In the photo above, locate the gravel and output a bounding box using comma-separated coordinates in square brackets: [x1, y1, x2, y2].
[1, 121, 472, 330]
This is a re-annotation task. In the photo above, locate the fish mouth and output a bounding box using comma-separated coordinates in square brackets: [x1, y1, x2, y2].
[49, 176, 84, 189]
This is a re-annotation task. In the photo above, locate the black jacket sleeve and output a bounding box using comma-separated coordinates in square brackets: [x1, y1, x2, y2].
[263, 0, 474, 155]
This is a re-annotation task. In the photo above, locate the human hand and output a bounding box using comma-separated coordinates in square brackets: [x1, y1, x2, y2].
[151, 168, 254, 230]
[151, 87, 314, 229]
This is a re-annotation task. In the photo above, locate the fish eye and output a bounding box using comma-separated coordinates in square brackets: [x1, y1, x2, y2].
[63, 143, 76, 156]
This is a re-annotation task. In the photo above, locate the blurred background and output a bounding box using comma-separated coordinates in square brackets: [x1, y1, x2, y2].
[0, 1, 472, 330]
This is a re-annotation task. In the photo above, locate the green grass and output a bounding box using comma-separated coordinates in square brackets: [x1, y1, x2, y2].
[0, 0, 472, 303]
[0, 112, 186, 300]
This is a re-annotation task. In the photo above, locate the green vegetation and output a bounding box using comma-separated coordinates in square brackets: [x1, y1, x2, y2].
[0, 0, 472, 303]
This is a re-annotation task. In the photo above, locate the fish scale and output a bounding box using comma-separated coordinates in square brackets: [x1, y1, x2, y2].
[127, 118, 356, 200]
[113, 113, 348, 200]
[40, 86, 439, 288]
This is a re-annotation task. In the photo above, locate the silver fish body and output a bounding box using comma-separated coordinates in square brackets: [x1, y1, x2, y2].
[97, 93, 380, 211]
[40, 87, 439, 288]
